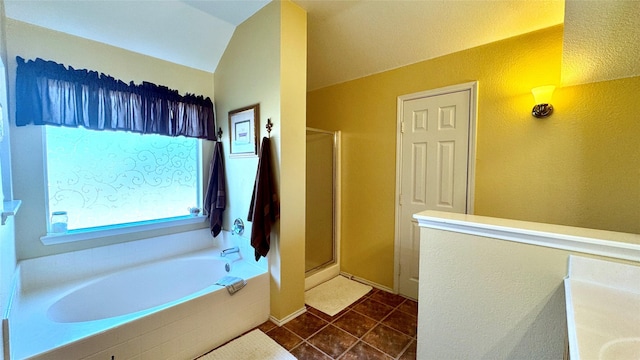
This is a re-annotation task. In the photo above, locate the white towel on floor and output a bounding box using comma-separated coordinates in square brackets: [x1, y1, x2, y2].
[198, 330, 295, 360]
[305, 276, 372, 316]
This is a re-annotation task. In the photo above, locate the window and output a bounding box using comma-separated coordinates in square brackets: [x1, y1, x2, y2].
[45, 126, 201, 232]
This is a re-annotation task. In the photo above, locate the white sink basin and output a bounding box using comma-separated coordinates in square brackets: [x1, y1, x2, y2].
[599, 338, 640, 360]
[565, 256, 640, 360]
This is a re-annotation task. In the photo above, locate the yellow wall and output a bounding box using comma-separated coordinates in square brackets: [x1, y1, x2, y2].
[215, 0, 306, 321]
[562, 0, 640, 86]
[307, 25, 640, 288]
[277, 0, 307, 321]
[5, 19, 215, 259]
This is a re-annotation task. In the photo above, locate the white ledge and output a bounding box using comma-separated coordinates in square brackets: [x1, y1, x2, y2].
[41, 215, 207, 245]
[414, 211, 640, 262]
[2, 200, 22, 225]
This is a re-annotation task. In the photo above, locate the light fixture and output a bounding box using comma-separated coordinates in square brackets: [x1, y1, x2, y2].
[531, 85, 555, 118]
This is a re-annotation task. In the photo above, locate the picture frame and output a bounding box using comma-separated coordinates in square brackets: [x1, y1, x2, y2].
[228, 104, 259, 157]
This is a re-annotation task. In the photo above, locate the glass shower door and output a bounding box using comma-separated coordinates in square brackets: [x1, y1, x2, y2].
[305, 129, 336, 273]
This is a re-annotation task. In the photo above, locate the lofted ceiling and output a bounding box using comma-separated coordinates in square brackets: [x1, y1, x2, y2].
[5, 1, 634, 91]
[296, 0, 564, 90]
[3, 0, 270, 75]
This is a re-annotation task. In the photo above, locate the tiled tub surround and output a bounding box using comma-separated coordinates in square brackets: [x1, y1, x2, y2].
[564, 255, 640, 360]
[6, 229, 269, 359]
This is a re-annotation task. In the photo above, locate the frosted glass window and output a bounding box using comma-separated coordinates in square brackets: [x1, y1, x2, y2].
[45, 126, 200, 231]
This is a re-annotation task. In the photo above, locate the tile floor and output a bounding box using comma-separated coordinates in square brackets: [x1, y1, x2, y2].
[257, 288, 417, 359]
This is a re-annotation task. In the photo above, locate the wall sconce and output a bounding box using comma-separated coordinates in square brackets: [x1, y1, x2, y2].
[531, 85, 555, 118]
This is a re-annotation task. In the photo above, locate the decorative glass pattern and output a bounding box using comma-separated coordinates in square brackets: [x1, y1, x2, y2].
[46, 126, 200, 231]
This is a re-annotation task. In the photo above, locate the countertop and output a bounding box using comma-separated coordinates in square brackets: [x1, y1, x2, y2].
[564, 255, 640, 360]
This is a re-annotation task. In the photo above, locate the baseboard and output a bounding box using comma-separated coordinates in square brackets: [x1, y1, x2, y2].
[339, 271, 394, 294]
[269, 306, 306, 327]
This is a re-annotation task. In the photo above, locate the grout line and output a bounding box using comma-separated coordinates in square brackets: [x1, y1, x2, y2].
[351, 298, 407, 359]
[395, 337, 417, 360]
[309, 340, 334, 359]
[268, 289, 417, 359]
[357, 297, 417, 359]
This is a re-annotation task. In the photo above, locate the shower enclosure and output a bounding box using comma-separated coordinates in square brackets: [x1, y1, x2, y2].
[305, 128, 340, 288]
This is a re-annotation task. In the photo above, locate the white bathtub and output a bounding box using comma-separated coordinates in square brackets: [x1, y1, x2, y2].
[6, 229, 269, 360]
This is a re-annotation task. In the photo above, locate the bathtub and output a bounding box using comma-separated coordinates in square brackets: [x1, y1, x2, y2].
[6, 229, 269, 359]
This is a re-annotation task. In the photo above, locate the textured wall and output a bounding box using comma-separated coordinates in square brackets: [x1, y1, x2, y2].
[417, 225, 640, 359]
[418, 228, 569, 359]
[277, 0, 308, 321]
[215, 0, 307, 321]
[562, 1, 640, 86]
[307, 25, 640, 289]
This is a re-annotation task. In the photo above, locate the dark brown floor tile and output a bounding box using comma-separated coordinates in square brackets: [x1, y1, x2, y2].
[397, 299, 418, 317]
[351, 286, 376, 303]
[340, 341, 392, 360]
[266, 326, 303, 351]
[362, 324, 412, 358]
[308, 325, 357, 358]
[307, 306, 349, 322]
[361, 288, 376, 298]
[348, 294, 370, 308]
[381, 309, 417, 337]
[285, 312, 329, 339]
[331, 305, 353, 320]
[307, 306, 335, 322]
[369, 290, 406, 308]
[352, 298, 394, 321]
[366, 288, 381, 297]
[333, 310, 377, 338]
[257, 320, 277, 333]
[290, 342, 332, 360]
[398, 339, 417, 360]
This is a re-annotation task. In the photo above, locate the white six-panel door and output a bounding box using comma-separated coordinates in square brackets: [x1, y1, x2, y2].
[396, 84, 475, 299]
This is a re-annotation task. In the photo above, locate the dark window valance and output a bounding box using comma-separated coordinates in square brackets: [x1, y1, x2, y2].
[15, 56, 216, 140]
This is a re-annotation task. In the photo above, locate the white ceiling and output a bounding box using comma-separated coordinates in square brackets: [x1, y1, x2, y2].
[4, 0, 567, 90]
[4, 0, 270, 74]
[297, 0, 565, 90]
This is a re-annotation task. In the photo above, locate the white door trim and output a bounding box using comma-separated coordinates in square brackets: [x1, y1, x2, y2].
[393, 81, 478, 294]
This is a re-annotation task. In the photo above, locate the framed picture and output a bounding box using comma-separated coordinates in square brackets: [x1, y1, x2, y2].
[228, 104, 259, 157]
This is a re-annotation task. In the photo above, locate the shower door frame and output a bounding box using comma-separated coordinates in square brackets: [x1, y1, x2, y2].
[304, 128, 341, 290]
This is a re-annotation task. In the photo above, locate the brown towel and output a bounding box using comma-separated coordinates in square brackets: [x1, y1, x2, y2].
[204, 141, 226, 237]
[247, 137, 280, 261]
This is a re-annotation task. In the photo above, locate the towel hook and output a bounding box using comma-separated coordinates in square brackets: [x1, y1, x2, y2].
[217, 127, 223, 141]
[266, 118, 273, 138]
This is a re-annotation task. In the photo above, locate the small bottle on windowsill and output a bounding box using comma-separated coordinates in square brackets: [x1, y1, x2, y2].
[51, 211, 68, 233]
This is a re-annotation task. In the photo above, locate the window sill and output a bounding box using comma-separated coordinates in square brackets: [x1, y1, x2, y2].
[40, 215, 207, 245]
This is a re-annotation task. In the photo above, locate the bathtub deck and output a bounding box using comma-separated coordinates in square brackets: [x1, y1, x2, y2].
[10, 245, 269, 360]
